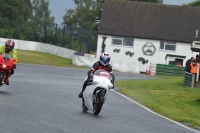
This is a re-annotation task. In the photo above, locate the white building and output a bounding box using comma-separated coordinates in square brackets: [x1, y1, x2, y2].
[95, 0, 200, 73]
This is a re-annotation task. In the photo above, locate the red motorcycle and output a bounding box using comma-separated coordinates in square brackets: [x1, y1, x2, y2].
[0, 54, 17, 86]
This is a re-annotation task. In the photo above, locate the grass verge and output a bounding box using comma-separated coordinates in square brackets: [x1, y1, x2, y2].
[17, 49, 89, 69]
[115, 76, 200, 130]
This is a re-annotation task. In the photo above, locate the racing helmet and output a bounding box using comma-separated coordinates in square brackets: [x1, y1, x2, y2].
[5, 39, 15, 51]
[99, 52, 111, 66]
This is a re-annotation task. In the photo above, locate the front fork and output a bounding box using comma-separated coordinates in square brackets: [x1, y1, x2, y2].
[2, 71, 9, 83]
[95, 91, 107, 103]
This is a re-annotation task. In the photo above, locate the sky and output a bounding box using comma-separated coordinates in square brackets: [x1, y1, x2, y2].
[48, 0, 75, 24]
[48, 0, 196, 25]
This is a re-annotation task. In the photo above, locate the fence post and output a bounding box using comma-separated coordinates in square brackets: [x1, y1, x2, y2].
[14, 19, 19, 39]
[79, 29, 82, 52]
[54, 23, 58, 45]
[87, 31, 92, 54]
[44, 23, 47, 43]
[62, 25, 66, 47]
[87, 32, 89, 53]
[70, 26, 72, 49]
[34, 26, 37, 41]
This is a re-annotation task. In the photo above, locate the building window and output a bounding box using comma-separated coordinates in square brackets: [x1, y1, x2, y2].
[112, 36, 134, 46]
[112, 37, 122, 45]
[160, 41, 176, 51]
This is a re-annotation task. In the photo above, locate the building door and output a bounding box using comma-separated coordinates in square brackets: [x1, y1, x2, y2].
[175, 58, 183, 66]
[168, 58, 183, 66]
[175, 59, 183, 66]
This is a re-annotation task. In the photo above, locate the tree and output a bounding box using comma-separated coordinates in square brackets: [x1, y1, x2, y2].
[185, 0, 200, 7]
[30, 0, 55, 43]
[0, 0, 32, 39]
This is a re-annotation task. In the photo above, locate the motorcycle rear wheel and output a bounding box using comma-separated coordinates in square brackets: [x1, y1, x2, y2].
[93, 91, 105, 115]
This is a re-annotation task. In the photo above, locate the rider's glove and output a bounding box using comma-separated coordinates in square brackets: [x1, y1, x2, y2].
[13, 59, 18, 64]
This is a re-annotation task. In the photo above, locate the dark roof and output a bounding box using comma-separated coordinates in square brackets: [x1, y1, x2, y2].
[165, 54, 186, 60]
[99, 0, 200, 43]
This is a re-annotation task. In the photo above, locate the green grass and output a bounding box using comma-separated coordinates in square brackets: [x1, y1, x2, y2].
[17, 49, 89, 69]
[115, 76, 200, 130]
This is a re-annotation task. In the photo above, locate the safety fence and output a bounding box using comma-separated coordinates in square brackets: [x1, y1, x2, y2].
[155, 64, 185, 76]
[184, 72, 195, 88]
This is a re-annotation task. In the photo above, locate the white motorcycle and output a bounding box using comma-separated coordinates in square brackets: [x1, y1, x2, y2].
[82, 69, 113, 115]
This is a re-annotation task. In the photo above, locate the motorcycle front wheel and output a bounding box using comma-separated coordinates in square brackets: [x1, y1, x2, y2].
[0, 72, 4, 86]
[93, 91, 105, 115]
[82, 100, 88, 112]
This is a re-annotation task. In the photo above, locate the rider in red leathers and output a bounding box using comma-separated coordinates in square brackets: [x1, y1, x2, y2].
[78, 52, 115, 98]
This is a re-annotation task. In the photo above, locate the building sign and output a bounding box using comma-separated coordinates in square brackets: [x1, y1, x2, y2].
[142, 42, 156, 56]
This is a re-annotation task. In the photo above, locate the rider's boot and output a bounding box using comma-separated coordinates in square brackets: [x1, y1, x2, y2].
[78, 82, 87, 98]
[111, 80, 114, 89]
[78, 91, 83, 98]
[5, 77, 9, 85]
[5, 72, 10, 85]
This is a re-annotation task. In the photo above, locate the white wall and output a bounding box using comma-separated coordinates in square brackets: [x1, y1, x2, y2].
[0, 38, 76, 59]
[97, 34, 198, 73]
[72, 55, 98, 67]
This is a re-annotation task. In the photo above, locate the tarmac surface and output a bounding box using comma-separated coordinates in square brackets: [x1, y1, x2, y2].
[0, 64, 198, 133]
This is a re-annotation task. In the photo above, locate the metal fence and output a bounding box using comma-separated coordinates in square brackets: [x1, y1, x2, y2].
[0, 19, 97, 54]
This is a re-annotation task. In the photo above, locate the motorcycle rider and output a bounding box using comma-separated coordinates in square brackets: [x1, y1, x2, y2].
[0, 39, 18, 85]
[78, 52, 115, 98]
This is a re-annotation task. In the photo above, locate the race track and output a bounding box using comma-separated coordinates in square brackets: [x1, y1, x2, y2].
[0, 64, 199, 133]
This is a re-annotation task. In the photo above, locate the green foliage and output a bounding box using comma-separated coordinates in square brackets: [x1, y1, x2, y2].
[0, 0, 32, 39]
[184, 0, 200, 7]
[29, 0, 55, 42]
[0, 0, 55, 41]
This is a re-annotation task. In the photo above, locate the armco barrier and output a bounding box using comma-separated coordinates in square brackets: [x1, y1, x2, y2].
[184, 72, 195, 87]
[156, 64, 185, 76]
[0, 38, 76, 59]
